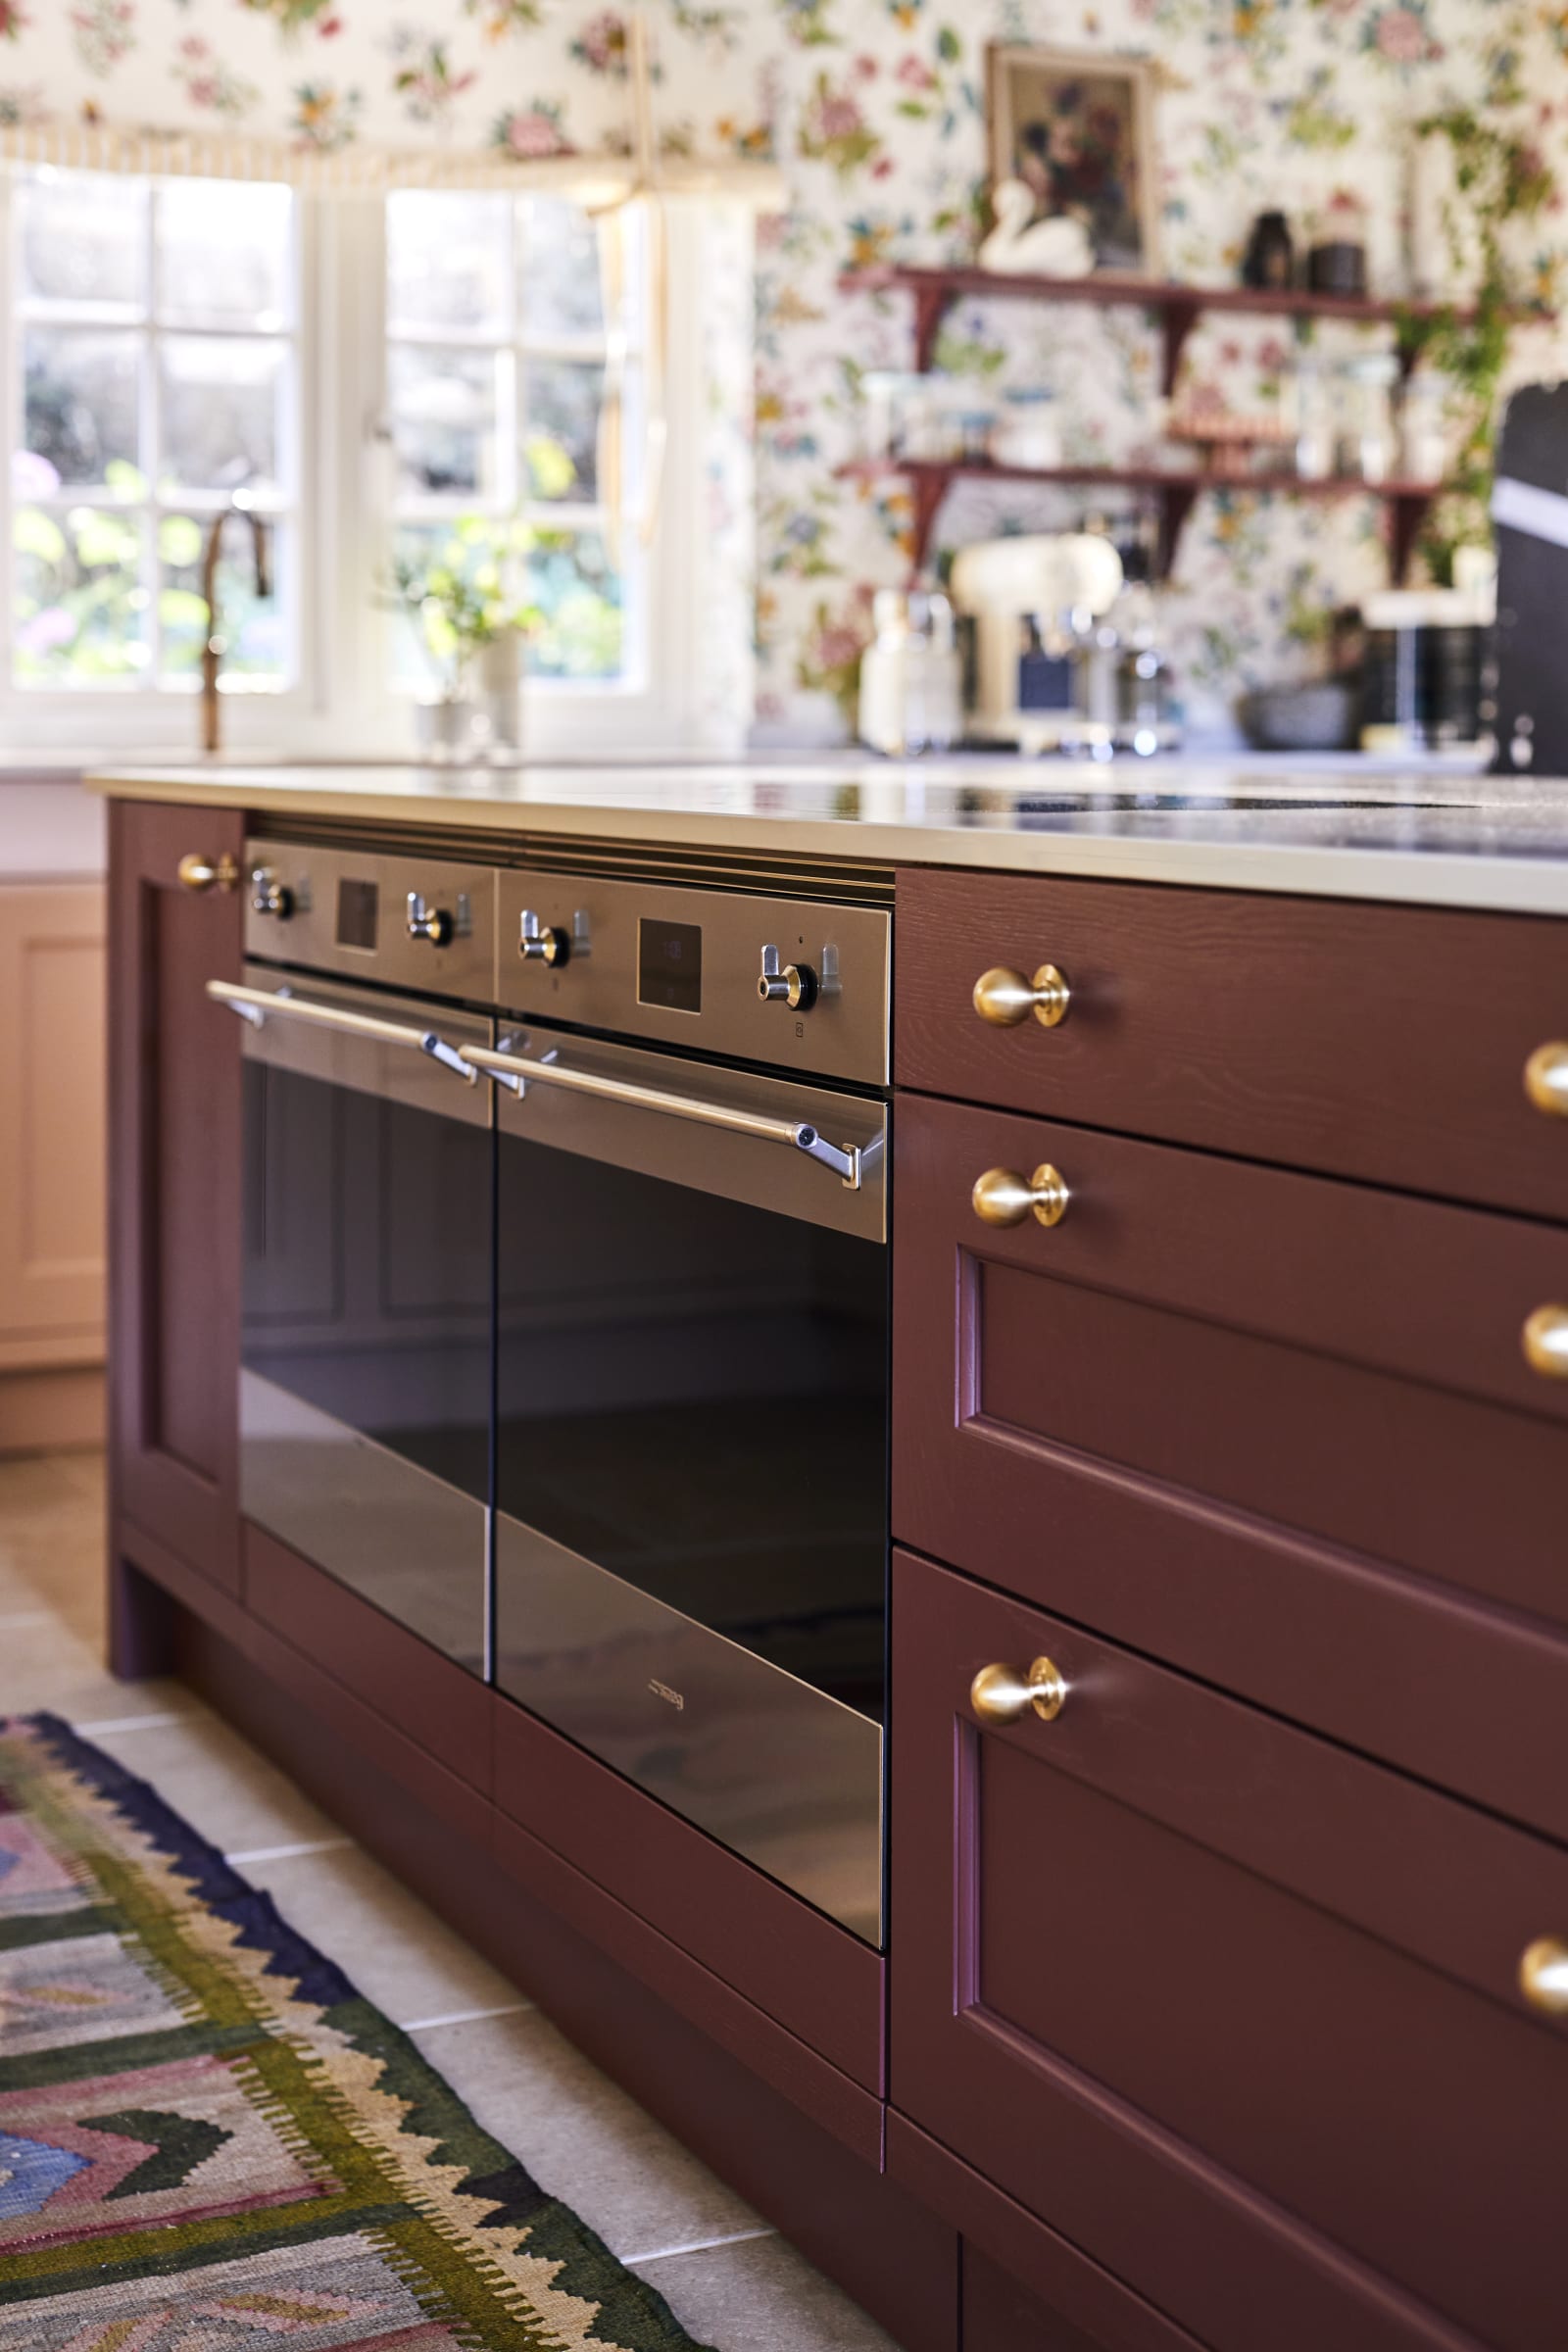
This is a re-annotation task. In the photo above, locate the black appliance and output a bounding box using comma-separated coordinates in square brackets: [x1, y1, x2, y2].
[1493, 382, 1568, 775]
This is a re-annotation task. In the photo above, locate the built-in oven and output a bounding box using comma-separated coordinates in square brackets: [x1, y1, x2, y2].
[210, 843, 497, 1673]
[209, 835, 894, 1947]
[480, 867, 892, 1945]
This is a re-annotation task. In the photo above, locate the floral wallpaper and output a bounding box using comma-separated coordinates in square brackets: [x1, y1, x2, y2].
[5, 0, 1568, 734]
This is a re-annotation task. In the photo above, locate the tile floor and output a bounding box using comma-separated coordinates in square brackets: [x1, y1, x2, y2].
[0, 1448, 902, 2352]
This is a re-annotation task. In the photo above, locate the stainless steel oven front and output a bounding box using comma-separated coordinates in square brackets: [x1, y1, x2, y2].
[485, 865, 892, 1946]
[214, 841, 498, 1675]
[216, 839, 893, 1946]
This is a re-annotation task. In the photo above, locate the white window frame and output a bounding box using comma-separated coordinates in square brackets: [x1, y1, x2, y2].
[385, 189, 647, 703]
[0, 172, 725, 760]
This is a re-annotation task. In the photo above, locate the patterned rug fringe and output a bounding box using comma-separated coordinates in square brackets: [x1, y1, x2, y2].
[0, 1710, 713, 2352]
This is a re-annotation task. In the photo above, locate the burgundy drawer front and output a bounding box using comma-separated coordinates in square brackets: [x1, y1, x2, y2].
[892, 1091, 1568, 1844]
[890, 2116, 1209, 2352]
[892, 1551, 1568, 2352]
[896, 867, 1568, 1221]
[962, 2252, 1109, 2352]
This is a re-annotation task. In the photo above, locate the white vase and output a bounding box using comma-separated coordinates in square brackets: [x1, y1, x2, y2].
[476, 633, 524, 757]
[415, 692, 477, 760]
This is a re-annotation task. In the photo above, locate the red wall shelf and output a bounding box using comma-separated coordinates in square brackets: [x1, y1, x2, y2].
[833, 264, 1517, 578]
[838, 455, 1442, 581]
[838, 263, 1487, 386]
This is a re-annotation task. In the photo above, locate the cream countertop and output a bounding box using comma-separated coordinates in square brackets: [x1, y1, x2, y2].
[84, 755, 1568, 917]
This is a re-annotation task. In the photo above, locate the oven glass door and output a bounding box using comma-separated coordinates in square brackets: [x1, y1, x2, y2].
[492, 1027, 889, 1945]
[235, 968, 493, 1672]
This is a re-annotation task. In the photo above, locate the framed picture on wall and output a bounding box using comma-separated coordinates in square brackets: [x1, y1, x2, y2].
[986, 45, 1159, 277]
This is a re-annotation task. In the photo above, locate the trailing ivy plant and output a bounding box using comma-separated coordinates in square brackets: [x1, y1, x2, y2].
[1399, 110, 1555, 585]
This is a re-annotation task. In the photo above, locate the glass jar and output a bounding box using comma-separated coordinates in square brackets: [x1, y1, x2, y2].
[1339, 352, 1398, 485]
[859, 369, 907, 463]
[1292, 354, 1335, 482]
[900, 381, 959, 464]
[990, 387, 1062, 472]
[1398, 372, 1447, 484]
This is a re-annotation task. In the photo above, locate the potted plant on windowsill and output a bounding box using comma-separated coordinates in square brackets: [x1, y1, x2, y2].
[388, 514, 541, 757]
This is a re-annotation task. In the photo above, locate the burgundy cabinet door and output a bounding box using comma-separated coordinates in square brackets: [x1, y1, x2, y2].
[893, 1549, 1568, 2352]
[109, 800, 243, 1592]
[896, 866, 1568, 1223]
[892, 1087, 1568, 1851]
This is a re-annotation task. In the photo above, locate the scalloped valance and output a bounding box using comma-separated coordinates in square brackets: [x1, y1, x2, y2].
[0, 0, 785, 201]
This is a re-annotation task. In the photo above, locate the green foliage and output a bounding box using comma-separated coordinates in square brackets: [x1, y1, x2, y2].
[13, 504, 144, 682]
[1399, 111, 1556, 583]
[386, 513, 543, 690]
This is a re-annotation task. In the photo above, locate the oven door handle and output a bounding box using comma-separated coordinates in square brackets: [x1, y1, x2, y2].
[460, 1040, 864, 1190]
[206, 978, 478, 1084]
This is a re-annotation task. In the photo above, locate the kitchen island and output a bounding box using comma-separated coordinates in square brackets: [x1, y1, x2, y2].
[89, 757, 1568, 2352]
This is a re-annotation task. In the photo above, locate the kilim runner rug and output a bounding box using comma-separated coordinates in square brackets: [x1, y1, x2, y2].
[0, 1712, 711, 2350]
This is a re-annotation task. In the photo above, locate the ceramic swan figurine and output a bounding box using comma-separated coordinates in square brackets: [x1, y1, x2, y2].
[978, 179, 1094, 278]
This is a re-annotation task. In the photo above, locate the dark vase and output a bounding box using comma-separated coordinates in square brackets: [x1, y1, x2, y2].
[1307, 239, 1368, 298]
[1242, 210, 1296, 291]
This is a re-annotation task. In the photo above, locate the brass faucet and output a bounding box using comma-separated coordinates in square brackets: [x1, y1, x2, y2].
[199, 500, 271, 757]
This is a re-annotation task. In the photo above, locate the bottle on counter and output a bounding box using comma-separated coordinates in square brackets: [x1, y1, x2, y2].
[857, 584, 963, 757]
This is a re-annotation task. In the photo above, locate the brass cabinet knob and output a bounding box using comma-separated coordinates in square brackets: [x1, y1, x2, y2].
[971, 1656, 1068, 1726]
[1525, 1043, 1568, 1118]
[971, 1163, 1070, 1230]
[1519, 1936, 1568, 2016]
[177, 851, 239, 894]
[1522, 1305, 1568, 1381]
[973, 963, 1071, 1029]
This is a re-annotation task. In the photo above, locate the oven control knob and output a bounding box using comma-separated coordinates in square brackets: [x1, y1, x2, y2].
[519, 909, 569, 966]
[759, 945, 817, 1011]
[250, 865, 294, 920]
[406, 892, 454, 948]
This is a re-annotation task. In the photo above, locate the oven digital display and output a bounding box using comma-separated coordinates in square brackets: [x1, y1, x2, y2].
[335, 878, 378, 952]
[637, 917, 702, 1013]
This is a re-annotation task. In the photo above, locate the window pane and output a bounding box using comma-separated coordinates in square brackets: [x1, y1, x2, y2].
[520, 200, 604, 338]
[524, 359, 604, 504]
[24, 329, 141, 488]
[158, 336, 284, 495]
[388, 192, 510, 334]
[158, 511, 285, 686]
[387, 521, 466, 691]
[157, 180, 292, 326]
[14, 505, 146, 683]
[528, 529, 624, 680]
[18, 172, 147, 310]
[390, 345, 498, 498]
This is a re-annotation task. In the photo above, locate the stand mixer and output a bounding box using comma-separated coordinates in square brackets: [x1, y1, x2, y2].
[950, 533, 1125, 753]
